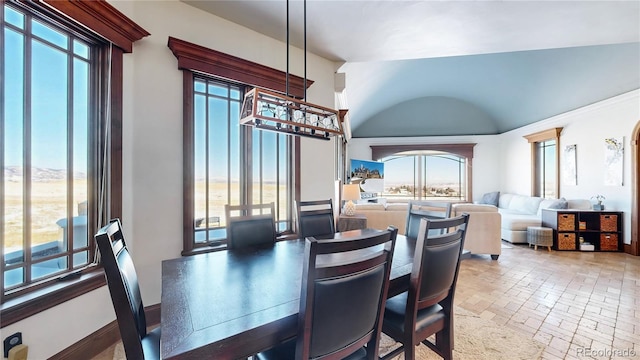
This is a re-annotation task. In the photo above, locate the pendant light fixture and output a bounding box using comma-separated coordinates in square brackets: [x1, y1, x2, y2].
[240, 0, 344, 140]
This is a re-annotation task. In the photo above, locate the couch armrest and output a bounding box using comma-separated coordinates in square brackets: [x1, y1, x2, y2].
[452, 203, 498, 213]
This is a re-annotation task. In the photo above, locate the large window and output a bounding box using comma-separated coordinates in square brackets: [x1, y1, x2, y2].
[191, 78, 292, 247]
[370, 144, 475, 202]
[382, 152, 467, 200]
[169, 38, 304, 255]
[524, 128, 562, 199]
[2, 3, 97, 295]
[1, 1, 147, 326]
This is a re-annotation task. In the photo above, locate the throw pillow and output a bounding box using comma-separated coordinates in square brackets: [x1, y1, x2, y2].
[548, 198, 568, 209]
[479, 191, 500, 207]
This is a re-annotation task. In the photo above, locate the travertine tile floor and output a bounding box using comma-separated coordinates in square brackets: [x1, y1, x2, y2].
[94, 242, 640, 360]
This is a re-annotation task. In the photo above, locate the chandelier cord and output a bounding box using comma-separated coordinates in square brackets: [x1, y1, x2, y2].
[304, 0, 307, 100]
[286, 0, 290, 98]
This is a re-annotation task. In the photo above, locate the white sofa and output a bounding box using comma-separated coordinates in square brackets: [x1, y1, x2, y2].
[498, 193, 591, 243]
[354, 200, 502, 259]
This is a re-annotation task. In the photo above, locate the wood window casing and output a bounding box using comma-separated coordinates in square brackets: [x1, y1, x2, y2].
[524, 127, 563, 198]
[370, 143, 476, 202]
[0, 0, 148, 328]
[169, 37, 310, 255]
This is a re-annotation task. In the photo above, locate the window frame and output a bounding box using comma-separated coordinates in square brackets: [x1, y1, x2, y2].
[370, 143, 476, 202]
[168, 37, 309, 255]
[0, 0, 148, 328]
[524, 127, 563, 198]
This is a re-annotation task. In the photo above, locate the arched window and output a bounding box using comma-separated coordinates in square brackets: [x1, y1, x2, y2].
[370, 144, 475, 202]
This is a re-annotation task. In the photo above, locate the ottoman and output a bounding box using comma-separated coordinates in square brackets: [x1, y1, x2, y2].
[527, 226, 553, 251]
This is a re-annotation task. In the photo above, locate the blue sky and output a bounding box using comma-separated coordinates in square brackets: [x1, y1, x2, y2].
[4, 5, 89, 172]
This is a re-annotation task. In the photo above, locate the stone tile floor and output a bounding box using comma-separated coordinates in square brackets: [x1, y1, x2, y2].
[94, 241, 640, 360]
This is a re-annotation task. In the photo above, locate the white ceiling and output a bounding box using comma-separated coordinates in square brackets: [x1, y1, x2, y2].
[182, 0, 640, 137]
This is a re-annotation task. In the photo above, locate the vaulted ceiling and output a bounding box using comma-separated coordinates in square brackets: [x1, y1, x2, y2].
[183, 0, 640, 138]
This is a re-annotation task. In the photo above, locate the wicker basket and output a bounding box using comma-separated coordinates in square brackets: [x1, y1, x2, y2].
[600, 234, 619, 251]
[558, 233, 576, 250]
[600, 215, 618, 232]
[558, 214, 575, 231]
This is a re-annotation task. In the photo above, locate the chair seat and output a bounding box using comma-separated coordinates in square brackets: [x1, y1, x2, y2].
[256, 338, 368, 360]
[383, 292, 445, 335]
[141, 326, 161, 360]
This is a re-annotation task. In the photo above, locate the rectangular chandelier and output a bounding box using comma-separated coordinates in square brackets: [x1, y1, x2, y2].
[240, 87, 344, 140]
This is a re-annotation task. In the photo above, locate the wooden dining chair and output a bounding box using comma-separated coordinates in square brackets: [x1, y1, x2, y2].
[296, 199, 336, 239]
[405, 200, 452, 238]
[256, 227, 398, 360]
[381, 214, 469, 360]
[95, 218, 161, 360]
[225, 202, 277, 249]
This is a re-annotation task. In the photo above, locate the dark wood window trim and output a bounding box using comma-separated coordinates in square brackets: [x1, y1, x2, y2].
[371, 143, 476, 161]
[167, 37, 312, 99]
[524, 127, 563, 197]
[40, 0, 149, 53]
[170, 37, 306, 255]
[1, 0, 148, 328]
[370, 143, 476, 202]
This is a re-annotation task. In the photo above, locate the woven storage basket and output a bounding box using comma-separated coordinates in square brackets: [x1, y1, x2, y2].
[557, 214, 575, 231]
[558, 233, 576, 250]
[600, 215, 618, 232]
[600, 234, 619, 251]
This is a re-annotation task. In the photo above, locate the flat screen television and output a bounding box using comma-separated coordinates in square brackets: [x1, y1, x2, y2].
[349, 159, 384, 194]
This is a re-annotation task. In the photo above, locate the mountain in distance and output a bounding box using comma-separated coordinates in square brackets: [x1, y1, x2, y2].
[4, 166, 86, 182]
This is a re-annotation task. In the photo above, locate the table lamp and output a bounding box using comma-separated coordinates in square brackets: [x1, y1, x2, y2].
[342, 184, 361, 216]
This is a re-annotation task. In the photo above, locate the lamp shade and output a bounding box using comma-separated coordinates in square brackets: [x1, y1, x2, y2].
[343, 184, 361, 201]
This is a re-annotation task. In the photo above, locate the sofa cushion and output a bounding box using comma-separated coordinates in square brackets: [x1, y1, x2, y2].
[452, 204, 497, 213]
[508, 195, 542, 215]
[498, 193, 514, 209]
[479, 191, 500, 207]
[354, 203, 385, 211]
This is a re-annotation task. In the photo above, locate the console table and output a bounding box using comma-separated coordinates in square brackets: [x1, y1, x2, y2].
[541, 209, 623, 251]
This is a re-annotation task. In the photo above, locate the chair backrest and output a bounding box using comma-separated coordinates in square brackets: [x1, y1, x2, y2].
[409, 214, 469, 313]
[95, 218, 148, 359]
[225, 202, 277, 249]
[296, 199, 335, 239]
[405, 200, 452, 239]
[297, 227, 398, 360]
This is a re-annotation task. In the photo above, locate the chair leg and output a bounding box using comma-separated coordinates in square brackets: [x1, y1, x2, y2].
[435, 329, 453, 360]
[403, 344, 416, 360]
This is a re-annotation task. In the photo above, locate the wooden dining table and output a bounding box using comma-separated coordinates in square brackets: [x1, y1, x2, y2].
[160, 228, 416, 360]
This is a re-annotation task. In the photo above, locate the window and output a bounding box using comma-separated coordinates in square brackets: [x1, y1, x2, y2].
[382, 152, 467, 200]
[2, 3, 98, 296]
[169, 38, 304, 254]
[1, 1, 147, 326]
[191, 78, 293, 247]
[370, 144, 475, 202]
[524, 128, 562, 199]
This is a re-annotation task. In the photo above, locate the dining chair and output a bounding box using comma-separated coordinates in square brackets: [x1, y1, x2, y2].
[256, 226, 399, 360]
[381, 213, 469, 360]
[95, 218, 161, 360]
[225, 202, 277, 249]
[405, 200, 452, 238]
[296, 199, 336, 239]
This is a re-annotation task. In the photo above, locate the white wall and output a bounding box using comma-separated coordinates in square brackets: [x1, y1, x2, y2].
[1, 1, 338, 358]
[498, 89, 639, 245]
[348, 90, 640, 246]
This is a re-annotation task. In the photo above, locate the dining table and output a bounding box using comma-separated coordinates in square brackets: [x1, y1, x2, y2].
[160, 228, 416, 360]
